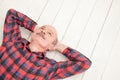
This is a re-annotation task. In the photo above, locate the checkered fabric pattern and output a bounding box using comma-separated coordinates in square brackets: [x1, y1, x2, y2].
[0, 9, 92, 80]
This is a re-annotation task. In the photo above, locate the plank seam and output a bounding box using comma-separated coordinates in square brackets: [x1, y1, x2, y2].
[100, 24, 120, 80]
[81, 0, 114, 80]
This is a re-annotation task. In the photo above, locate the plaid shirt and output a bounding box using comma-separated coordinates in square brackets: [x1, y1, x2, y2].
[0, 9, 92, 80]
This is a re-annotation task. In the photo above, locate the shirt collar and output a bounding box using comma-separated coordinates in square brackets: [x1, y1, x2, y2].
[21, 38, 46, 59]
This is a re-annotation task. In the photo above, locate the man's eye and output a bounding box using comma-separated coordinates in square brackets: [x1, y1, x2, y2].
[48, 32, 52, 35]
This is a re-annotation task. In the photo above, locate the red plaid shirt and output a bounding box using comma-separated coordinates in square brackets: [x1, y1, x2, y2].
[0, 9, 92, 80]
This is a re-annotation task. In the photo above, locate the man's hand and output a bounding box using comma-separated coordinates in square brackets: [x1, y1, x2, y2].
[54, 42, 68, 53]
[34, 25, 39, 31]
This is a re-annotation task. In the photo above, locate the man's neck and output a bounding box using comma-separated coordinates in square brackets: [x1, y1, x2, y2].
[29, 40, 46, 52]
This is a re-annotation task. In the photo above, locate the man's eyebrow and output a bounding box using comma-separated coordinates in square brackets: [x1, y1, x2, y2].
[41, 26, 46, 29]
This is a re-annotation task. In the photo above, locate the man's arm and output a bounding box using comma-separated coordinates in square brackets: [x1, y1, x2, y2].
[5, 9, 37, 31]
[51, 43, 92, 79]
[3, 9, 37, 43]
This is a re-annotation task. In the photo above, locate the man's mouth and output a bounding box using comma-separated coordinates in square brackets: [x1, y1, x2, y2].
[36, 33, 45, 39]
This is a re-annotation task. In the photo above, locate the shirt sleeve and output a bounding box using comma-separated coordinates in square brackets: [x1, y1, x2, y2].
[51, 47, 92, 80]
[3, 9, 37, 43]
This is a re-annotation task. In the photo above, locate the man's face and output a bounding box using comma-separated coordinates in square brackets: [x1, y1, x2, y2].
[31, 25, 57, 50]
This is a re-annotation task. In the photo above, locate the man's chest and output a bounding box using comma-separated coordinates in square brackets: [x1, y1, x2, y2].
[0, 41, 48, 67]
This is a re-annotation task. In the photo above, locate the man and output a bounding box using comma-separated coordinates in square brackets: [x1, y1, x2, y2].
[0, 9, 92, 80]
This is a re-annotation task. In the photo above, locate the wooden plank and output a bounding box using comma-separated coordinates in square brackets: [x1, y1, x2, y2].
[82, 0, 120, 79]
[62, 0, 97, 49]
[77, 0, 113, 57]
[27, 0, 49, 22]
[37, 0, 64, 26]
[102, 28, 120, 80]
[100, 0, 120, 79]
[52, 0, 80, 40]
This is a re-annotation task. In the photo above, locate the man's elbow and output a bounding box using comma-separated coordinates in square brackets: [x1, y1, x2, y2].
[74, 59, 92, 74]
[83, 59, 92, 71]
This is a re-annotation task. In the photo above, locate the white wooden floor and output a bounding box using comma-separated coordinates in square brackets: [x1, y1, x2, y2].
[0, 0, 120, 80]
